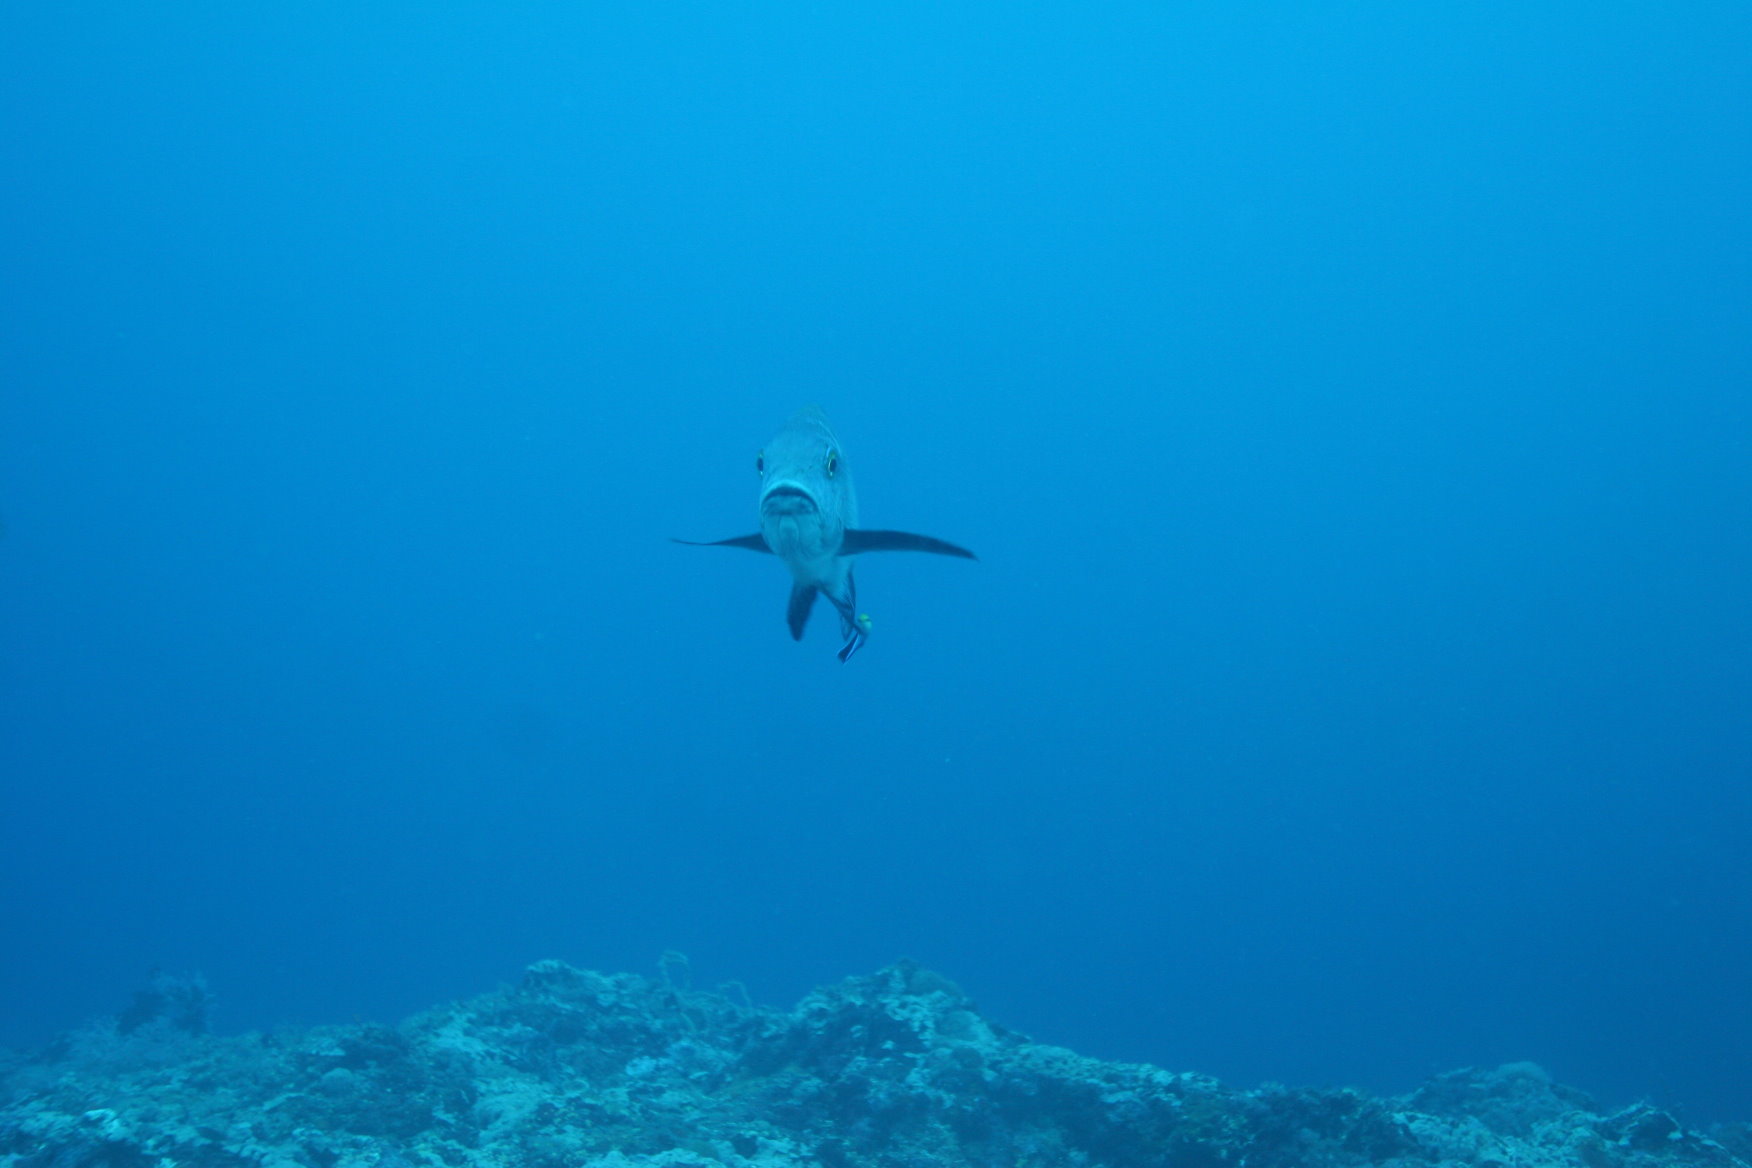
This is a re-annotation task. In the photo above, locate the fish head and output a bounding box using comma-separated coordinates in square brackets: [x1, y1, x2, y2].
[756, 406, 859, 563]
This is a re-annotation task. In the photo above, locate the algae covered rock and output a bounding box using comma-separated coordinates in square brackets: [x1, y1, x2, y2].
[0, 962, 1743, 1168]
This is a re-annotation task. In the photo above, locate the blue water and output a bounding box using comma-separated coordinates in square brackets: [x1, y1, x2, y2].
[3, 2, 1748, 1124]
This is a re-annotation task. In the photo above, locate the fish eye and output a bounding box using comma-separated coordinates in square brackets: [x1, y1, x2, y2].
[826, 450, 839, 477]
[755, 450, 764, 474]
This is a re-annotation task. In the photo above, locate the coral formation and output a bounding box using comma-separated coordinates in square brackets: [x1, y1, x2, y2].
[0, 960, 1745, 1168]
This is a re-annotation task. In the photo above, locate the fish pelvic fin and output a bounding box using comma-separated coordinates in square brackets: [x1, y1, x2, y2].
[837, 611, 872, 663]
[840, 529, 977, 560]
[671, 534, 771, 552]
[786, 583, 817, 641]
[821, 569, 871, 663]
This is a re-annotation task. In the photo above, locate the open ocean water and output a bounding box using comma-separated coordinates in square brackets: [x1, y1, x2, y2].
[2, 0, 1748, 1130]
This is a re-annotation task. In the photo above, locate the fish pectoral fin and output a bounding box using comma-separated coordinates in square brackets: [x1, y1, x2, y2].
[840, 529, 977, 560]
[786, 584, 818, 641]
[671, 534, 772, 552]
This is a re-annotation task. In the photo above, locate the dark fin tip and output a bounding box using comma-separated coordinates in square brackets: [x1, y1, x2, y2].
[671, 534, 772, 552]
[841, 529, 977, 559]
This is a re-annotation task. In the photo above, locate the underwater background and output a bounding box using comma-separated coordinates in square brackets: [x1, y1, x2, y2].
[2, 0, 1748, 1126]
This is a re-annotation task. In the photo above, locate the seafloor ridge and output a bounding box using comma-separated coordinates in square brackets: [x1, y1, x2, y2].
[1, 960, 1745, 1168]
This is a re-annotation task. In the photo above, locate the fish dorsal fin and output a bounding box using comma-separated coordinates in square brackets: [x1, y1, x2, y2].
[840, 529, 977, 560]
[671, 534, 772, 552]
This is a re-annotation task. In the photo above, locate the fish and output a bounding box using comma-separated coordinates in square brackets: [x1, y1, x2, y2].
[675, 406, 976, 662]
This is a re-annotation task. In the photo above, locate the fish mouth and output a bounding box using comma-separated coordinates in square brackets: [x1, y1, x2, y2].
[761, 483, 819, 515]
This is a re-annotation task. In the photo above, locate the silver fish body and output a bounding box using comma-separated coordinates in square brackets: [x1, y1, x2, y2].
[676, 406, 975, 661]
[758, 405, 857, 591]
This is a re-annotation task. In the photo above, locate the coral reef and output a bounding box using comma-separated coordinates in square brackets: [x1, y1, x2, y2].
[0, 959, 1744, 1168]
